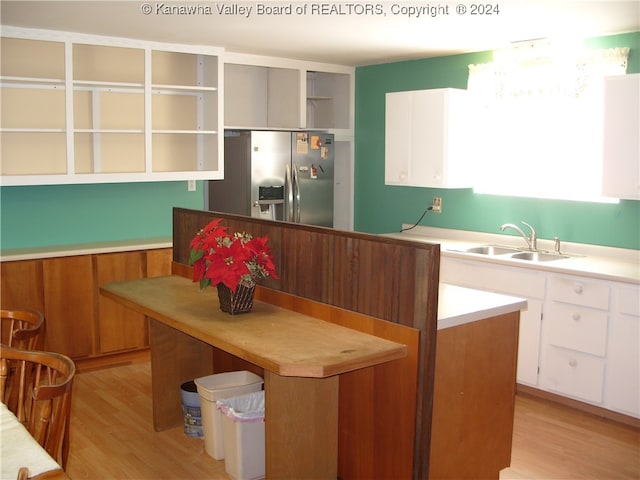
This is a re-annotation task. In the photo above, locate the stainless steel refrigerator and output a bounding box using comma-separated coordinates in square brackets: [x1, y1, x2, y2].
[208, 130, 334, 227]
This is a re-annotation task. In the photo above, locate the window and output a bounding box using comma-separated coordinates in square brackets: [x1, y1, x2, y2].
[467, 44, 629, 202]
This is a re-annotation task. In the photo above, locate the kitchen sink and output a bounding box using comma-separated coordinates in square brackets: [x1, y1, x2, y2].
[511, 251, 569, 262]
[464, 245, 522, 256]
[452, 244, 571, 262]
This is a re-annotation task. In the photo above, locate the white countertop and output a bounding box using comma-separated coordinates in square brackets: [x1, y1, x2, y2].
[386, 226, 639, 285]
[0, 237, 172, 262]
[438, 283, 527, 330]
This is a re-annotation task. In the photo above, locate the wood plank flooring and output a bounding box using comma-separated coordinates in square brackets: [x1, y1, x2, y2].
[65, 359, 639, 479]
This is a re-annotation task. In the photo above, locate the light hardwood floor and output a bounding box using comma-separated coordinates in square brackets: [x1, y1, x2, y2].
[65, 359, 639, 479]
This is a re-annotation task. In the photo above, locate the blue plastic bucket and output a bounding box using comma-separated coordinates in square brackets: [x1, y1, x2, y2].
[180, 380, 203, 438]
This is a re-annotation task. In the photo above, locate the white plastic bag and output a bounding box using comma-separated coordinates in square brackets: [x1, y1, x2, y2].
[216, 390, 265, 423]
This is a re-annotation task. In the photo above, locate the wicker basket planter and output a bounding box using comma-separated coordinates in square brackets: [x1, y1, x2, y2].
[216, 283, 255, 315]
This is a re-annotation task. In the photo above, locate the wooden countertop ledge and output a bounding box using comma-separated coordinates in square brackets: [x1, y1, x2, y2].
[100, 275, 407, 378]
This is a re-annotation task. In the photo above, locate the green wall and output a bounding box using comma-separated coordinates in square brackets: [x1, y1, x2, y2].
[0, 181, 204, 250]
[1, 32, 638, 251]
[354, 32, 640, 250]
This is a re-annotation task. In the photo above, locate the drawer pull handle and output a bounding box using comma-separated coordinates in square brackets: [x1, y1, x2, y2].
[569, 359, 578, 368]
[572, 313, 581, 321]
[574, 284, 584, 294]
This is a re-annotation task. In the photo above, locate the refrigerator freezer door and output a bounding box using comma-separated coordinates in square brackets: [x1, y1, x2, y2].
[291, 132, 334, 227]
[250, 131, 291, 221]
[209, 131, 252, 216]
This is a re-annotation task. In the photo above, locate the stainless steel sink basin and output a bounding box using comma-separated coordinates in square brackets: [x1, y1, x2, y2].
[464, 245, 521, 256]
[511, 251, 569, 262]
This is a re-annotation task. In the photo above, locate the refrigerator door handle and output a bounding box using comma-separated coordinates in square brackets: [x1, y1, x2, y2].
[292, 163, 301, 223]
[285, 164, 294, 221]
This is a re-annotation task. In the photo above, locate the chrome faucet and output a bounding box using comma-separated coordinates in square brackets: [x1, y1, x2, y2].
[500, 221, 537, 251]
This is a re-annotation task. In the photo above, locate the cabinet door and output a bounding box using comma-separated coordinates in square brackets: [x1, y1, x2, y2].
[385, 89, 472, 188]
[541, 346, 605, 403]
[384, 91, 412, 185]
[606, 285, 639, 417]
[146, 248, 173, 277]
[268, 67, 301, 128]
[412, 90, 445, 186]
[602, 74, 640, 200]
[43, 256, 96, 358]
[96, 251, 147, 354]
[0, 259, 45, 312]
[517, 299, 543, 386]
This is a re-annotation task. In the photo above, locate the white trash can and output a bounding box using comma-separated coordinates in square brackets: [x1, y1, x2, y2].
[217, 390, 265, 480]
[195, 371, 263, 460]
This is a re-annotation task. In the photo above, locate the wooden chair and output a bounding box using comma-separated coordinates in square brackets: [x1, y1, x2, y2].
[0, 345, 76, 469]
[1, 309, 45, 350]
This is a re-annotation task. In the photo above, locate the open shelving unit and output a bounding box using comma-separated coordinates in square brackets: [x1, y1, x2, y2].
[0, 29, 223, 185]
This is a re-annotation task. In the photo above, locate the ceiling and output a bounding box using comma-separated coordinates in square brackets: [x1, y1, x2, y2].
[1, 1, 639, 66]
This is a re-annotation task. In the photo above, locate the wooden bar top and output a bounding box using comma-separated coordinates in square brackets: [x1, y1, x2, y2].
[100, 276, 407, 378]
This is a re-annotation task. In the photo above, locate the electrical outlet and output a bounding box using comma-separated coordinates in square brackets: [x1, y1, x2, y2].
[187, 180, 196, 192]
[432, 197, 442, 213]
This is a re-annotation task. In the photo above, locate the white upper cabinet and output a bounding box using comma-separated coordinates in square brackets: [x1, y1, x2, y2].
[224, 62, 302, 129]
[385, 88, 472, 188]
[602, 73, 640, 200]
[222, 52, 354, 133]
[1, 28, 223, 185]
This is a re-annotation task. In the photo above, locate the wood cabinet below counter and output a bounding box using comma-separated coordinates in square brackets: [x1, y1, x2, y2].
[0, 247, 172, 363]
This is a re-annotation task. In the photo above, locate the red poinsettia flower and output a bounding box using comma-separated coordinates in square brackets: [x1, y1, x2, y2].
[188, 219, 279, 292]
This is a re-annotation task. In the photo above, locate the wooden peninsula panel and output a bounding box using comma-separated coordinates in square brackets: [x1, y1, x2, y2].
[172, 208, 439, 479]
[430, 311, 520, 479]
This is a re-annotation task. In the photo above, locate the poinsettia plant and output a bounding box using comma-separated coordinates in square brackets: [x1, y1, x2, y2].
[188, 218, 279, 292]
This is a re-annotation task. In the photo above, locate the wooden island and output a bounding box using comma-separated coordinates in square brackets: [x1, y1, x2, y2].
[98, 208, 525, 479]
[101, 275, 408, 478]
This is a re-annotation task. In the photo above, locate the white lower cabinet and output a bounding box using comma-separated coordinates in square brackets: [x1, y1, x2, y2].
[541, 274, 610, 404]
[605, 284, 640, 417]
[542, 346, 606, 403]
[440, 257, 545, 386]
[442, 256, 639, 419]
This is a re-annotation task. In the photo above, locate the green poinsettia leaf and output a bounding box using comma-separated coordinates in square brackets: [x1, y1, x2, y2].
[189, 248, 205, 266]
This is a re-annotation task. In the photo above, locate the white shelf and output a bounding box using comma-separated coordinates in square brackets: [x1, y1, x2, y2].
[1, 76, 65, 86]
[152, 84, 218, 92]
[1, 27, 223, 185]
[152, 130, 217, 134]
[74, 129, 144, 133]
[74, 80, 144, 88]
[1, 128, 66, 133]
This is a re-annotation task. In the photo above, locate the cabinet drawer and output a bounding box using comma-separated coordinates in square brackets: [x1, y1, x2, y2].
[541, 346, 605, 404]
[548, 275, 609, 310]
[441, 258, 546, 299]
[618, 284, 640, 317]
[546, 302, 608, 356]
